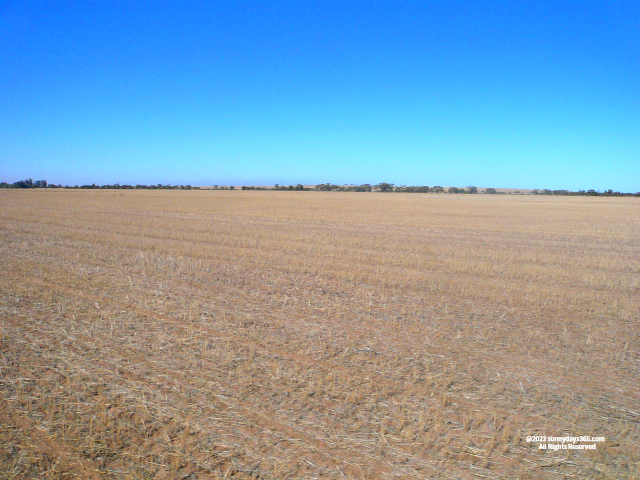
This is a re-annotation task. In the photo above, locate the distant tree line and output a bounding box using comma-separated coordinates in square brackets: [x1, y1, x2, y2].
[314, 183, 472, 193]
[446, 186, 478, 194]
[0, 179, 49, 188]
[271, 184, 307, 191]
[3, 179, 639, 196]
[313, 184, 640, 196]
[0, 179, 200, 190]
[315, 183, 372, 191]
[531, 188, 638, 197]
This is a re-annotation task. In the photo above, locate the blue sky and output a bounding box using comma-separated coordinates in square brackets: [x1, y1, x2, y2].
[1, 1, 638, 190]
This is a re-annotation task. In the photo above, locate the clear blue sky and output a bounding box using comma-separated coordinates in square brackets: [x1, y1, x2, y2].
[1, 1, 638, 190]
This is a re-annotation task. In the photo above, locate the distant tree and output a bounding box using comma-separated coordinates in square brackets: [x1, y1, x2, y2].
[466, 185, 478, 194]
[375, 182, 394, 192]
[351, 184, 372, 192]
[14, 178, 34, 188]
[316, 183, 337, 191]
[448, 187, 460, 194]
[485, 188, 497, 194]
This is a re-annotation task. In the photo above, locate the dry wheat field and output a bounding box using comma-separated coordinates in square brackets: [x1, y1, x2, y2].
[0, 189, 638, 479]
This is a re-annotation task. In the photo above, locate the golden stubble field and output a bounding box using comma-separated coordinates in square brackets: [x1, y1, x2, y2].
[0, 189, 638, 479]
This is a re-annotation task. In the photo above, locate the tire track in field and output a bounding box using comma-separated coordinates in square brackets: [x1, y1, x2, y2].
[0, 413, 97, 477]
[0, 400, 103, 480]
[1, 271, 542, 478]
[3, 218, 635, 303]
[5, 206, 637, 261]
[0, 280, 553, 479]
[8, 235, 637, 440]
[12, 246, 629, 407]
[1, 308, 355, 478]
[5, 241, 637, 477]
[2, 287, 437, 478]
[2, 272, 541, 479]
[5, 246, 622, 434]
[34, 282, 463, 477]
[7, 271, 635, 478]
[0, 322, 265, 480]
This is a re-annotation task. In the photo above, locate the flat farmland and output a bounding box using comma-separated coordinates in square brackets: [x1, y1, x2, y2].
[0, 190, 638, 479]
